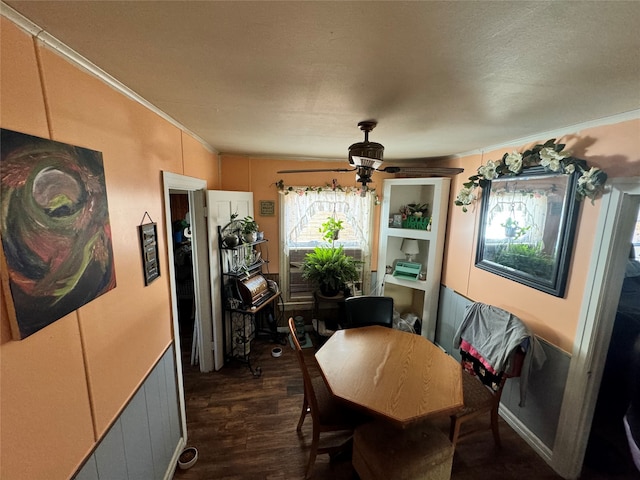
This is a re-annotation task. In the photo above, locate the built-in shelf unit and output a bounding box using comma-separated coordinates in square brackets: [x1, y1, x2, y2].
[376, 177, 451, 341]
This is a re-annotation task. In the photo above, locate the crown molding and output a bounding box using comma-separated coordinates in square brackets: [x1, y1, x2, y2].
[455, 109, 640, 158]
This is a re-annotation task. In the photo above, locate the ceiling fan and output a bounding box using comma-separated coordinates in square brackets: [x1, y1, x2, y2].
[277, 120, 464, 193]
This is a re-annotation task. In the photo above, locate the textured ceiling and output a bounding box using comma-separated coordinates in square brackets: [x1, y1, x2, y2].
[3, 1, 640, 162]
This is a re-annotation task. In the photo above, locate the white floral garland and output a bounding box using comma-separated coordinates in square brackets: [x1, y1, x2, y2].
[276, 179, 380, 204]
[455, 139, 607, 212]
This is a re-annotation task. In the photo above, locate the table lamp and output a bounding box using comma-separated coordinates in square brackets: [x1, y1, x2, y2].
[400, 239, 419, 262]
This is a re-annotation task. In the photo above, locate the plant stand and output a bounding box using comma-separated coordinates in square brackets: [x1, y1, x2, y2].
[313, 290, 346, 331]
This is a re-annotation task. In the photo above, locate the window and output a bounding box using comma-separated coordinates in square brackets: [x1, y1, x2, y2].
[484, 191, 548, 248]
[279, 186, 375, 303]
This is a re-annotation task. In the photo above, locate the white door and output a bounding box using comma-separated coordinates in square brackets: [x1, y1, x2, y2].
[206, 190, 253, 370]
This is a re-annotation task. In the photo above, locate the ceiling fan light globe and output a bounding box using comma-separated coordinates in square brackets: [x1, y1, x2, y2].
[351, 155, 383, 170]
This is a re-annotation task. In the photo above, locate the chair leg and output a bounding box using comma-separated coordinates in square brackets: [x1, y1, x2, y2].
[490, 406, 501, 448]
[449, 416, 461, 447]
[297, 395, 309, 432]
[305, 427, 320, 479]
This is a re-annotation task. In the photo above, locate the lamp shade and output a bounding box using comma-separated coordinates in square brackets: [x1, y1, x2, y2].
[400, 239, 419, 256]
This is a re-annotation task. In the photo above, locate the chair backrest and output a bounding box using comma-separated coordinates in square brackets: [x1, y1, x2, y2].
[461, 345, 526, 393]
[457, 303, 527, 393]
[288, 317, 320, 414]
[343, 296, 394, 329]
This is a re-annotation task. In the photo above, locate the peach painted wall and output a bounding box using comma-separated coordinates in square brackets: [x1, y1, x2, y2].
[221, 155, 252, 191]
[220, 155, 393, 273]
[182, 132, 220, 188]
[442, 120, 640, 353]
[0, 18, 218, 479]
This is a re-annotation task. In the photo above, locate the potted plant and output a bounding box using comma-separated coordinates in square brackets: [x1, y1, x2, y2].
[319, 217, 344, 243]
[241, 216, 259, 243]
[493, 243, 554, 279]
[500, 217, 530, 239]
[301, 245, 361, 297]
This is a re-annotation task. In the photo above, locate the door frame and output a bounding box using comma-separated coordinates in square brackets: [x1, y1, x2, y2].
[162, 172, 213, 371]
[553, 177, 640, 478]
[161, 172, 213, 440]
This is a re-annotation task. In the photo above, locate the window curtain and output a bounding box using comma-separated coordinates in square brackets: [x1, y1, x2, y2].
[278, 186, 375, 302]
[281, 188, 372, 253]
[486, 191, 548, 245]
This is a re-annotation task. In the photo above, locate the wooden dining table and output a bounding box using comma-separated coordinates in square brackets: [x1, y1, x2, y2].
[315, 326, 463, 427]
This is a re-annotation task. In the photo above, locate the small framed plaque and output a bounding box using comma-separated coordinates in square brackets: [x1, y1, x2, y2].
[139, 222, 160, 285]
[259, 200, 275, 216]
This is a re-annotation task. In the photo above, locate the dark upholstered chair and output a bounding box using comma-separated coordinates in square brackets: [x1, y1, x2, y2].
[343, 295, 394, 329]
[288, 318, 363, 478]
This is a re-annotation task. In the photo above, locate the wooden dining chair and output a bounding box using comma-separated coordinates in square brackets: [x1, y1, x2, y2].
[288, 317, 363, 478]
[449, 346, 525, 447]
[343, 295, 394, 329]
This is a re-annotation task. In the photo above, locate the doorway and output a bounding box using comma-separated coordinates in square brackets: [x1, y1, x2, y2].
[169, 193, 197, 369]
[553, 177, 640, 479]
[584, 207, 640, 476]
[162, 172, 213, 370]
[162, 172, 213, 442]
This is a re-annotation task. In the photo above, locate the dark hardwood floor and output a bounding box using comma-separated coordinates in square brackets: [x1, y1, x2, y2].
[174, 334, 638, 480]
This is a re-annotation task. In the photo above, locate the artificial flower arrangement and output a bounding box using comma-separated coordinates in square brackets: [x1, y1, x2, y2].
[399, 203, 429, 219]
[275, 179, 380, 204]
[455, 139, 607, 212]
[397, 203, 431, 230]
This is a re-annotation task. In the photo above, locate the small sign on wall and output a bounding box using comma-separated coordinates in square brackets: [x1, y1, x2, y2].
[259, 200, 275, 216]
[139, 213, 160, 285]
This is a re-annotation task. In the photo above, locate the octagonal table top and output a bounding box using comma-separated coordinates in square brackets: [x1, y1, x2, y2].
[315, 326, 463, 427]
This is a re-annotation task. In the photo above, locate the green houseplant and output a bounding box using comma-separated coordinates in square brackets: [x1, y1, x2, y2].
[500, 217, 530, 239]
[301, 245, 360, 296]
[319, 217, 344, 243]
[493, 243, 554, 280]
[241, 216, 259, 243]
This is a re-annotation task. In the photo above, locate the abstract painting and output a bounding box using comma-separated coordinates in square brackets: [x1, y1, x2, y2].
[0, 129, 116, 339]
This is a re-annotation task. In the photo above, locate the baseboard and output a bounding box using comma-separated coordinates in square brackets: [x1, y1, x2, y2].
[164, 437, 186, 480]
[500, 404, 554, 465]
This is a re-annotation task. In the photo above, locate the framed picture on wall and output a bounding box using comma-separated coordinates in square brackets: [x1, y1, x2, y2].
[139, 222, 160, 285]
[0, 128, 117, 339]
[259, 200, 275, 216]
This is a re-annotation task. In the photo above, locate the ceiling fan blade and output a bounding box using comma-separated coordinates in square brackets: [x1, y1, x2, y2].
[378, 166, 464, 176]
[277, 167, 357, 174]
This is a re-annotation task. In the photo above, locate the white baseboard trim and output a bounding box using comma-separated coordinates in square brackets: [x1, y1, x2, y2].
[500, 404, 554, 467]
[164, 437, 186, 480]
